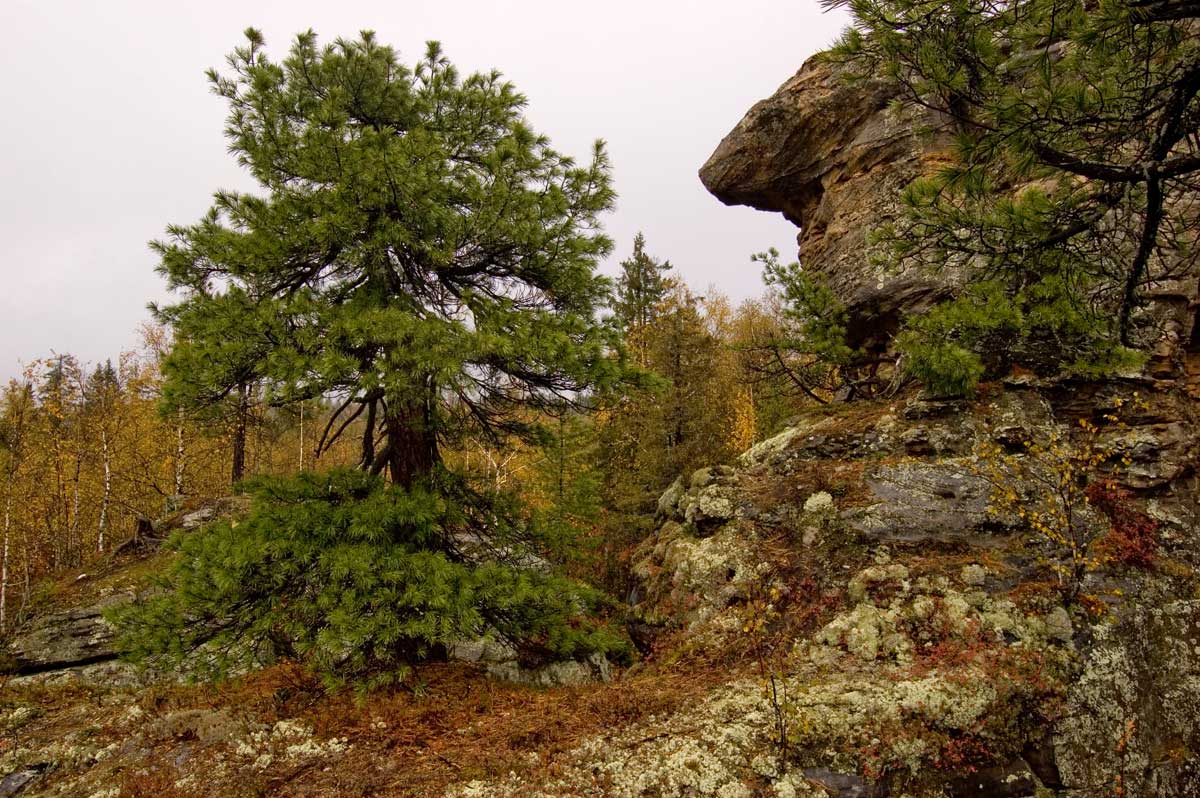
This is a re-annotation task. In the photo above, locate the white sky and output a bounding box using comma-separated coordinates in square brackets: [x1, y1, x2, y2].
[0, 0, 848, 380]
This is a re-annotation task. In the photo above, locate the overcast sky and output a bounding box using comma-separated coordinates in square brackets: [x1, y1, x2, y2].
[0, 0, 848, 380]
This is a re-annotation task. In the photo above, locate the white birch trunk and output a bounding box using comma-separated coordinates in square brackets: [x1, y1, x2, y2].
[98, 429, 111, 553]
[174, 413, 186, 496]
[69, 456, 82, 565]
[1, 491, 11, 632]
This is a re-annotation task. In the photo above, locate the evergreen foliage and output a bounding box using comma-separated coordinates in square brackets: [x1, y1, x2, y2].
[597, 288, 738, 530]
[126, 30, 632, 686]
[750, 248, 866, 400]
[152, 29, 622, 487]
[113, 469, 628, 690]
[827, 0, 1200, 394]
[612, 233, 673, 339]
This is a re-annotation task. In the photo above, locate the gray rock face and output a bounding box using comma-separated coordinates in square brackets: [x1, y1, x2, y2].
[0, 766, 47, 798]
[700, 55, 952, 348]
[801, 767, 882, 798]
[484, 652, 612, 688]
[1053, 598, 1200, 798]
[844, 460, 1002, 543]
[450, 638, 612, 687]
[4, 496, 251, 678]
[5, 593, 126, 675]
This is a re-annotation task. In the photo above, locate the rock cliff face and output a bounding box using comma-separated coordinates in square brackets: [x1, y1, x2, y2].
[699, 56, 953, 349]
[700, 54, 1200, 370]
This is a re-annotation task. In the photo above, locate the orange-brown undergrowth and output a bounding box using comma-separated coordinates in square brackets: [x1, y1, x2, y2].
[110, 656, 733, 798]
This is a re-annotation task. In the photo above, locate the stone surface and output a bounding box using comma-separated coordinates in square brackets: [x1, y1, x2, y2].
[5, 593, 126, 675]
[451, 638, 612, 686]
[1053, 597, 1200, 797]
[843, 460, 1002, 543]
[700, 55, 952, 349]
[0, 766, 46, 798]
[485, 652, 612, 688]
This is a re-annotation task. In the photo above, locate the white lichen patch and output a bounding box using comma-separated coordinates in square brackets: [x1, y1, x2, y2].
[683, 485, 737, 526]
[232, 719, 349, 769]
[633, 521, 770, 632]
[1, 705, 39, 731]
[810, 603, 913, 663]
[740, 426, 802, 467]
[1054, 600, 1200, 797]
[803, 492, 834, 515]
[960, 563, 987, 586]
[847, 563, 910, 604]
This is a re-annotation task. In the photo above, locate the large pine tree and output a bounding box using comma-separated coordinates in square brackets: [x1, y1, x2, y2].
[123, 30, 630, 685]
[153, 30, 621, 488]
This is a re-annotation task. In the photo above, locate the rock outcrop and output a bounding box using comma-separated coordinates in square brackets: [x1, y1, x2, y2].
[446, 386, 1198, 797]
[700, 55, 952, 349]
[2, 496, 250, 680]
[700, 54, 1200, 369]
[5, 593, 127, 676]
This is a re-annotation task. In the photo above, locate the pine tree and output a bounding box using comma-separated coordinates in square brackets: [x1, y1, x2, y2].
[152, 30, 621, 489]
[747, 248, 873, 401]
[826, 0, 1200, 393]
[113, 469, 627, 690]
[122, 30, 629, 684]
[597, 287, 738, 520]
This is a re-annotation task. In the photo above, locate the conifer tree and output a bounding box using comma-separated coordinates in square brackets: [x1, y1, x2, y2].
[826, 0, 1200, 393]
[612, 233, 673, 358]
[119, 30, 629, 685]
[153, 29, 620, 489]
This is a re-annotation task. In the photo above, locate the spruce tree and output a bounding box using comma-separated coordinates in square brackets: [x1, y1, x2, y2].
[826, 0, 1200, 392]
[612, 233, 673, 341]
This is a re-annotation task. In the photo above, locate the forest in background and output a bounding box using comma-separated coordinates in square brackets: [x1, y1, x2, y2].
[0, 236, 815, 634]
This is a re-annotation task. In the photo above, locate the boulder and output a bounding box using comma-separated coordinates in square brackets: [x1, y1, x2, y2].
[5, 593, 126, 675]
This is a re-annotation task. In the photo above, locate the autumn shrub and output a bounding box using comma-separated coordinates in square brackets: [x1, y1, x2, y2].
[1085, 480, 1159, 568]
[972, 396, 1149, 602]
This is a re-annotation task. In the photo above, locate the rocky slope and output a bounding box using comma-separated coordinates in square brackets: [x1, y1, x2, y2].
[448, 389, 1199, 797]
[3, 50, 1199, 798]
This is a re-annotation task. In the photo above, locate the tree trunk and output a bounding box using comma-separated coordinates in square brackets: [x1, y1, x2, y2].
[231, 383, 249, 485]
[69, 455, 82, 567]
[360, 399, 377, 470]
[174, 411, 186, 496]
[382, 397, 439, 488]
[298, 401, 305, 471]
[1, 490, 11, 633]
[98, 429, 111, 553]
